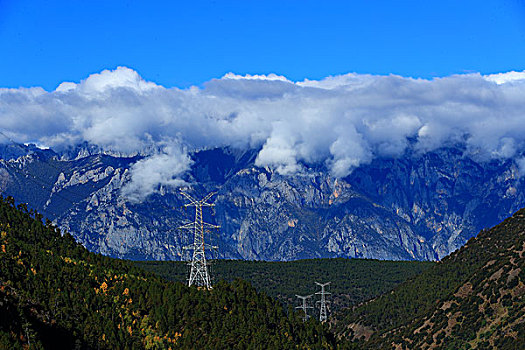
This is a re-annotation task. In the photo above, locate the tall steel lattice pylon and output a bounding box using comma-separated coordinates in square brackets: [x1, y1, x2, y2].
[295, 294, 314, 322]
[315, 281, 331, 322]
[179, 191, 219, 289]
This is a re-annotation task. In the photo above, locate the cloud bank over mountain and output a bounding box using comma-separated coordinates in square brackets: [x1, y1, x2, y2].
[1, 66, 525, 201]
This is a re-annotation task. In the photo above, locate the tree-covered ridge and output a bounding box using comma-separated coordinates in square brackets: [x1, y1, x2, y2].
[135, 258, 432, 312]
[337, 208, 525, 349]
[0, 196, 335, 349]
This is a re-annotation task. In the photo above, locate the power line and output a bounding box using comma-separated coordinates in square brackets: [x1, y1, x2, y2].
[178, 191, 219, 289]
[295, 294, 313, 322]
[315, 281, 331, 322]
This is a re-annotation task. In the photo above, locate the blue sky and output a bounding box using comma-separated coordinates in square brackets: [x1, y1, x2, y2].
[0, 0, 524, 90]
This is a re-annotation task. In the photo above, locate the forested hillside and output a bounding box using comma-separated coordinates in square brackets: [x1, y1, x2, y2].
[337, 208, 525, 349]
[136, 258, 432, 312]
[0, 196, 335, 349]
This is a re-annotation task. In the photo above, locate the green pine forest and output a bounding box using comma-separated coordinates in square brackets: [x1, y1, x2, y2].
[135, 258, 432, 312]
[1, 194, 524, 349]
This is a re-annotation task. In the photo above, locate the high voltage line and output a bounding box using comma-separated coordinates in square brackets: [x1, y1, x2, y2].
[178, 191, 219, 289]
[315, 281, 331, 322]
[295, 294, 313, 322]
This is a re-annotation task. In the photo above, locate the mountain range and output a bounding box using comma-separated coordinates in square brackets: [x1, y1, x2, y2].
[0, 142, 523, 261]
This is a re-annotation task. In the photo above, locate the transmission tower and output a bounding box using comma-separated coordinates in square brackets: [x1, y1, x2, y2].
[315, 281, 331, 322]
[179, 191, 219, 289]
[295, 294, 314, 322]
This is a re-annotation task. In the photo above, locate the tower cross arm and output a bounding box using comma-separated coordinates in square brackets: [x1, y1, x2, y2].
[315, 281, 331, 287]
[295, 295, 314, 307]
[296, 294, 313, 299]
[179, 222, 220, 230]
[179, 222, 198, 230]
[199, 191, 217, 206]
[180, 191, 200, 206]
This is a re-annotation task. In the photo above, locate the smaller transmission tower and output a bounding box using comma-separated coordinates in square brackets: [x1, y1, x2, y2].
[179, 191, 219, 289]
[295, 294, 314, 322]
[315, 282, 331, 322]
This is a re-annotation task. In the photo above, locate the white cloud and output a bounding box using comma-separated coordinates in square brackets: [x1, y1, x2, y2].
[255, 123, 301, 175]
[328, 126, 371, 178]
[484, 70, 525, 85]
[2, 66, 525, 201]
[56, 66, 159, 95]
[222, 72, 291, 82]
[517, 157, 525, 177]
[121, 144, 192, 203]
[297, 73, 376, 90]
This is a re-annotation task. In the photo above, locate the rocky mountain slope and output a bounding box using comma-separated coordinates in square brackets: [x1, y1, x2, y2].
[0, 142, 523, 261]
[336, 206, 525, 349]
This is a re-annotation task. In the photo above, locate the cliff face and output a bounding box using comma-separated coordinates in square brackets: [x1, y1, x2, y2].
[1, 144, 523, 261]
